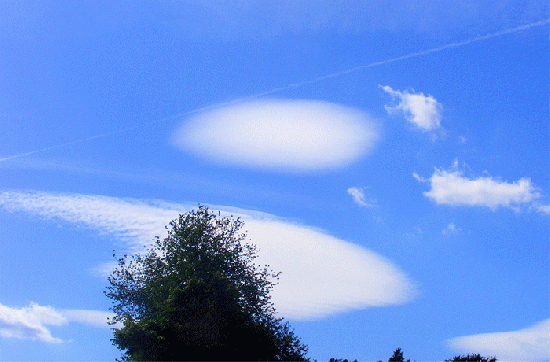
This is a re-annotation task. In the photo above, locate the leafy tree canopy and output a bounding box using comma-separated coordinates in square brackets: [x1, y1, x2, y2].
[105, 206, 308, 361]
[388, 348, 410, 362]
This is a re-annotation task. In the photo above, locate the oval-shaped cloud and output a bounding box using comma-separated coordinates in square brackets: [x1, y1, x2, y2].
[172, 99, 379, 172]
[0, 191, 416, 321]
[245, 219, 416, 319]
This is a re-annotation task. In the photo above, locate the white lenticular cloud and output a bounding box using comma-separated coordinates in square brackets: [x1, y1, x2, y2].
[60, 309, 115, 328]
[172, 99, 379, 172]
[380, 85, 442, 131]
[245, 219, 413, 319]
[415, 166, 540, 209]
[0, 191, 417, 321]
[448, 318, 550, 362]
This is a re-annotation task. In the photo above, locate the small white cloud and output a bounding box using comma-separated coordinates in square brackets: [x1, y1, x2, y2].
[172, 99, 380, 172]
[347, 187, 376, 207]
[535, 204, 550, 215]
[380, 85, 443, 132]
[412, 172, 426, 183]
[458, 135, 467, 144]
[442, 223, 461, 235]
[0, 191, 417, 321]
[0, 302, 116, 343]
[415, 166, 540, 209]
[448, 318, 550, 362]
[0, 302, 66, 343]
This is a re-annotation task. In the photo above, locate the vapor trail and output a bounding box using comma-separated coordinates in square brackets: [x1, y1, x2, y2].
[254, 19, 550, 94]
[0, 111, 201, 162]
[1, 19, 548, 163]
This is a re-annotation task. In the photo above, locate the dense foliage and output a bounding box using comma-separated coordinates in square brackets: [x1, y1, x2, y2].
[388, 348, 410, 362]
[105, 206, 308, 361]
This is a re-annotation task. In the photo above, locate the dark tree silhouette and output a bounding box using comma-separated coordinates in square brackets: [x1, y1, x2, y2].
[445, 354, 497, 362]
[105, 206, 308, 361]
[388, 348, 410, 362]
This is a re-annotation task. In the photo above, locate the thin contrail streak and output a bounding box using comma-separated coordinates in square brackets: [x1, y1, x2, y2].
[1, 19, 548, 163]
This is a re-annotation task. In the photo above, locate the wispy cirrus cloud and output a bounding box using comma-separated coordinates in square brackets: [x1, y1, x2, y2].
[0, 190, 182, 249]
[414, 164, 540, 210]
[448, 318, 550, 362]
[0, 302, 113, 343]
[172, 99, 380, 173]
[0, 190, 417, 321]
[535, 204, 550, 215]
[347, 187, 376, 207]
[442, 223, 461, 235]
[161, 1, 548, 38]
[380, 85, 443, 132]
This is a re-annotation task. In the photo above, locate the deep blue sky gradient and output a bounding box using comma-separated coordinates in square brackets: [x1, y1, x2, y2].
[0, 2, 548, 361]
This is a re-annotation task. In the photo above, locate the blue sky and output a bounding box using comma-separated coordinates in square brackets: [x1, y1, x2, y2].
[0, 1, 548, 361]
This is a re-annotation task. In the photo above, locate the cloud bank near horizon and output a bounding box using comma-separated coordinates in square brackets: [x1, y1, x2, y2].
[0, 190, 417, 322]
[448, 318, 550, 362]
[172, 99, 379, 173]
